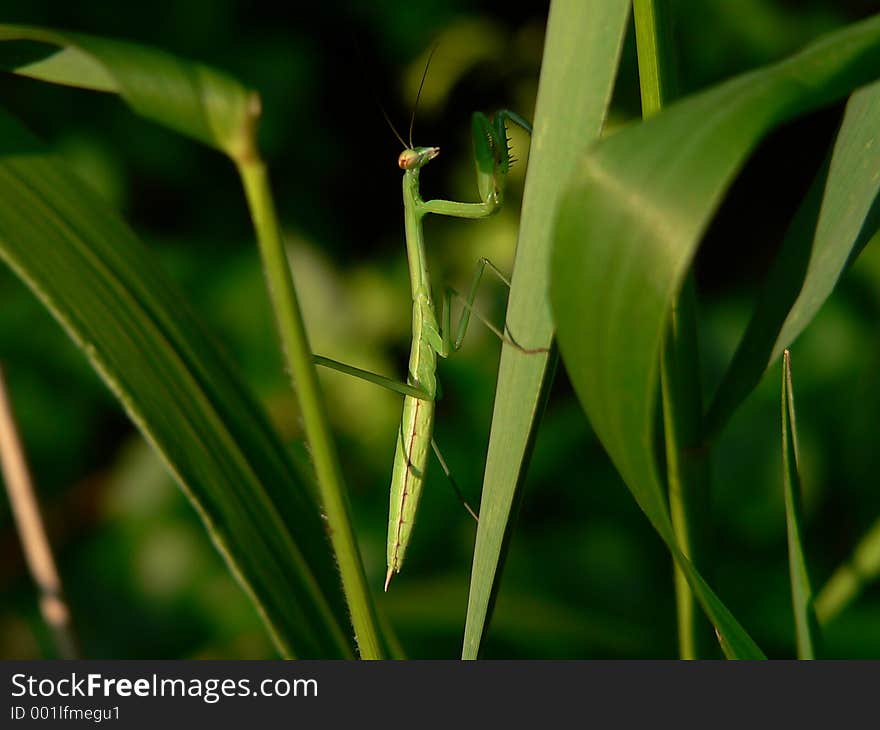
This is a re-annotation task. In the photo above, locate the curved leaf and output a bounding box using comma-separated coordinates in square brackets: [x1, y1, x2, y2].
[0, 109, 353, 658]
[1, 23, 386, 657]
[552, 13, 880, 657]
[707, 81, 880, 433]
[0, 24, 256, 160]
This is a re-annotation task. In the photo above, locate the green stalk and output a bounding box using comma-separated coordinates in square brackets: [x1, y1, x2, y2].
[659, 279, 714, 658]
[634, 0, 714, 659]
[234, 121, 383, 659]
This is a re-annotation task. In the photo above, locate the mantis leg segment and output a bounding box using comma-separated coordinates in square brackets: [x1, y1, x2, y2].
[439, 258, 549, 355]
[452, 256, 511, 349]
[494, 108, 533, 135]
[430, 438, 478, 522]
[418, 198, 500, 219]
[313, 355, 431, 400]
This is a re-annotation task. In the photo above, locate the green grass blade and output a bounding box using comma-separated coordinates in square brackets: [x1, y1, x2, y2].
[0, 24, 385, 657]
[551, 13, 880, 659]
[707, 81, 880, 435]
[462, 0, 631, 660]
[816, 516, 880, 624]
[781, 350, 820, 659]
[0, 109, 354, 658]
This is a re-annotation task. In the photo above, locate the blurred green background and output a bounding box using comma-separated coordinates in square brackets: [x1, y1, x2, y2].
[0, 0, 878, 658]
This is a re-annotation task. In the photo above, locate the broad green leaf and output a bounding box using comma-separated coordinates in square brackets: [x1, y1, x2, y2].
[552, 12, 880, 658]
[463, 0, 631, 659]
[634, 0, 716, 660]
[0, 110, 353, 658]
[0, 24, 256, 160]
[707, 81, 880, 434]
[781, 351, 820, 659]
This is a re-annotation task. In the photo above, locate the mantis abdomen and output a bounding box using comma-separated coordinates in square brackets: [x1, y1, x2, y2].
[385, 293, 440, 590]
[386, 391, 435, 590]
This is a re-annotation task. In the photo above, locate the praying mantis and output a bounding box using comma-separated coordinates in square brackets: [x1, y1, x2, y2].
[314, 66, 539, 591]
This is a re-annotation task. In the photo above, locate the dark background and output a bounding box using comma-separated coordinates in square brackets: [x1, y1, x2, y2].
[0, 0, 878, 658]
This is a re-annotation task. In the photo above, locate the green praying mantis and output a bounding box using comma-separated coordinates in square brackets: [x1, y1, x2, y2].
[314, 62, 541, 591]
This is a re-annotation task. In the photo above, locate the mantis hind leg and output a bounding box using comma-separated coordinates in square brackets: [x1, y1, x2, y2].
[440, 256, 549, 355]
[314, 354, 474, 520]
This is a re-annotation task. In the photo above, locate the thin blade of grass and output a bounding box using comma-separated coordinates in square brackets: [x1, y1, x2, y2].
[552, 13, 880, 658]
[462, 0, 631, 660]
[0, 109, 353, 658]
[816, 517, 880, 624]
[781, 350, 820, 659]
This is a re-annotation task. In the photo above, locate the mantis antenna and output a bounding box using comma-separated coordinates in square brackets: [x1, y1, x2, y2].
[376, 42, 439, 151]
[409, 43, 439, 149]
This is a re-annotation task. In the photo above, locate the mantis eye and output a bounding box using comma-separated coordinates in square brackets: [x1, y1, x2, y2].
[398, 150, 419, 169]
[398, 147, 440, 170]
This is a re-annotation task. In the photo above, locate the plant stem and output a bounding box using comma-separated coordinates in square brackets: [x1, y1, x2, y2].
[633, 0, 675, 118]
[660, 280, 714, 658]
[634, 0, 714, 659]
[236, 148, 383, 659]
[0, 364, 78, 658]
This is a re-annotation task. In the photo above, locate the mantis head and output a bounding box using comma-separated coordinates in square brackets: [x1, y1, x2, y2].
[398, 146, 440, 170]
